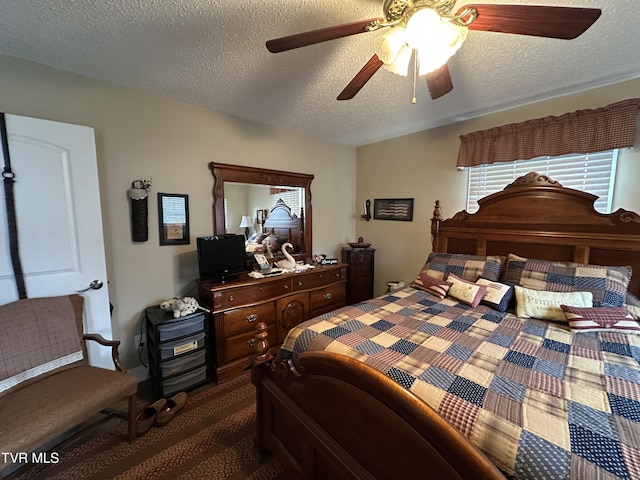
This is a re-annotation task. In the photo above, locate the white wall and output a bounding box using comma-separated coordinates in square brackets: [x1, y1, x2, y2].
[0, 54, 356, 372]
[357, 78, 640, 297]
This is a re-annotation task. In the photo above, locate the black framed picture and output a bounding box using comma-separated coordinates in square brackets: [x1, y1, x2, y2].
[158, 193, 190, 245]
[373, 198, 414, 221]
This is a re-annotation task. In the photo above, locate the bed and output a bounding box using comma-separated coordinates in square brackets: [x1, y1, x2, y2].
[251, 172, 640, 479]
[245, 198, 304, 256]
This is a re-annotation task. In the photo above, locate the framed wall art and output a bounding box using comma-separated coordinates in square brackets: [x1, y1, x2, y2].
[373, 198, 414, 222]
[158, 193, 190, 245]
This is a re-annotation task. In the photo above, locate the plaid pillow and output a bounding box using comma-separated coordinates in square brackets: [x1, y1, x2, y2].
[503, 254, 631, 307]
[412, 272, 452, 299]
[625, 292, 640, 320]
[561, 305, 640, 333]
[416, 253, 505, 283]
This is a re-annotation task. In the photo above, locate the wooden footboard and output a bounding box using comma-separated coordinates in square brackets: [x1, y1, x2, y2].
[252, 326, 504, 479]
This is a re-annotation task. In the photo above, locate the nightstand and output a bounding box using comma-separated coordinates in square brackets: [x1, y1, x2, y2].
[341, 247, 375, 304]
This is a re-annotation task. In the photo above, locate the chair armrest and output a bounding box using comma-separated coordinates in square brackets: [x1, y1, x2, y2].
[82, 333, 126, 372]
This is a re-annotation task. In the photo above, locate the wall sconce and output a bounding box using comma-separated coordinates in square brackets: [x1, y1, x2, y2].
[239, 215, 252, 239]
[127, 178, 152, 242]
[360, 199, 371, 221]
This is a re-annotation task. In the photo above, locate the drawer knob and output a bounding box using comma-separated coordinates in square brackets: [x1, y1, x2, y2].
[228, 295, 234, 302]
[247, 338, 257, 348]
[284, 284, 289, 289]
[298, 281, 303, 286]
[246, 313, 258, 323]
[324, 292, 332, 300]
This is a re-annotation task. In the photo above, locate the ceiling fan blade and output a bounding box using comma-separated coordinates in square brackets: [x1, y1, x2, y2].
[459, 5, 601, 39]
[337, 55, 384, 101]
[266, 18, 384, 53]
[425, 64, 453, 100]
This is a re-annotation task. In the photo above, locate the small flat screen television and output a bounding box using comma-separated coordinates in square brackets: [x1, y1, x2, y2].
[197, 234, 247, 282]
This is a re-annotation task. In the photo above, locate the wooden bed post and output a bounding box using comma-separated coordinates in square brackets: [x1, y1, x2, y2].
[250, 322, 272, 458]
[431, 200, 442, 252]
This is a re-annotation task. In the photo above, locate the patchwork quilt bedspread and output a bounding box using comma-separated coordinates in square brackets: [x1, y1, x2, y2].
[277, 287, 640, 480]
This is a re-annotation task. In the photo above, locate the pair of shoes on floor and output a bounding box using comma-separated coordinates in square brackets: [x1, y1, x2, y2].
[155, 391, 188, 426]
[135, 392, 187, 436]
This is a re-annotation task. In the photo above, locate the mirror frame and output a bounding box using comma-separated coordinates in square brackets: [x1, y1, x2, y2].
[209, 162, 314, 259]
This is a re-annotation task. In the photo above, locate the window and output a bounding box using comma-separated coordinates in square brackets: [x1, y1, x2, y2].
[271, 187, 304, 217]
[466, 151, 618, 214]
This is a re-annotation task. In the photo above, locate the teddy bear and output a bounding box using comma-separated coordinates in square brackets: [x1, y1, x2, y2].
[160, 296, 204, 318]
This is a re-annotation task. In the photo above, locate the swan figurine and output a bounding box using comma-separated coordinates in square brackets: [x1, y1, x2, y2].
[275, 243, 297, 269]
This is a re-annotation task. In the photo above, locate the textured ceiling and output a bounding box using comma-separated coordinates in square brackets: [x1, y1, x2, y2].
[0, 0, 638, 146]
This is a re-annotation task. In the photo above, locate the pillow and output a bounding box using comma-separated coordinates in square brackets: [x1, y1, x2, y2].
[515, 285, 592, 321]
[503, 254, 631, 307]
[447, 273, 487, 308]
[246, 232, 267, 245]
[416, 253, 506, 283]
[561, 305, 640, 333]
[262, 234, 288, 254]
[412, 272, 452, 299]
[476, 278, 514, 312]
[625, 292, 640, 321]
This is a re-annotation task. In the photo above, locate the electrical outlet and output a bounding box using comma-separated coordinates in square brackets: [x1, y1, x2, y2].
[134, 333, 146, 347]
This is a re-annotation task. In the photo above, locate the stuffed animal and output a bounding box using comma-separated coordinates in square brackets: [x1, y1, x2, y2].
[160, 296, 204, 318]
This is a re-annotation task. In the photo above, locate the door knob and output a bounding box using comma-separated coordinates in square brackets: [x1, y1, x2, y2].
[76, 279, 103, 293]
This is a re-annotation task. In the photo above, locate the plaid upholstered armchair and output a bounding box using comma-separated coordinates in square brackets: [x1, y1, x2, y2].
[0, 294, 138, 474]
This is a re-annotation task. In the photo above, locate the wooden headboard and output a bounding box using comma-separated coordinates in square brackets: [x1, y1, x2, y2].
[431, 172, 640, 297]
[263, 198, 304, 252]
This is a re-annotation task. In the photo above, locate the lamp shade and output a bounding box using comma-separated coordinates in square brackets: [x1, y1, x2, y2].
[239, 215, 252, 228]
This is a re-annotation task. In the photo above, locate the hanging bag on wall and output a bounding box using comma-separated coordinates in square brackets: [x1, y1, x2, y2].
[0, 113, 27, 299]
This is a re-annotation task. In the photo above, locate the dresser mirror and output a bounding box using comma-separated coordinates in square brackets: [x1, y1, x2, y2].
[210, 162, 313, 262]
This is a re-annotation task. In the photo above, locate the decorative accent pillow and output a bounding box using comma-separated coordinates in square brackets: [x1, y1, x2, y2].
[412, 272, 452, 299]
[476, 278, 514, 312]
[447, 273, 487, 308]
[246, 232, 267, 245]
[515, 285, 593, 321]
[416, 253, 506, 283]
[262, 234, 288, 254]
[625, 292, 640, 321]
[503, 254, 631, 307]
[561, 305, 640, 333]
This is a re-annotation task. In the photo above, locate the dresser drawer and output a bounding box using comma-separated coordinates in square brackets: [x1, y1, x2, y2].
[310, 283, 346, 316]
[293, 268, 344, 291]
[223, 302, 276, 337]
[160, 348, 206, 378]
[216, 279, 292, 310]
[225, 323, 277, 363]
[160, 365, 208, 397]
[155, 313, 205, 342]
[158, 331, 206, 360]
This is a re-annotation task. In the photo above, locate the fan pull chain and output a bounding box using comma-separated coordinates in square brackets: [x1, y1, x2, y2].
[411, 52, 417, 104]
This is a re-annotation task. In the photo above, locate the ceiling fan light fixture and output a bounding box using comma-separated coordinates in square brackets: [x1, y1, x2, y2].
[373, 6, 467, 76]
[383, 45, 412, 76]
[373, 25, 406, 63]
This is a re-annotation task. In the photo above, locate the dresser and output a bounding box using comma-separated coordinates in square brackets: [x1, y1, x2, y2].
[341, 247, 375, 304]
[198, 263, 347, 383]
[145, 307, 210, 399]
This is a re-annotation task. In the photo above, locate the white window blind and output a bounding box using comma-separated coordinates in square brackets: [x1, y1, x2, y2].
[271, 187, 303, 217]
[466, 151, 618, 214]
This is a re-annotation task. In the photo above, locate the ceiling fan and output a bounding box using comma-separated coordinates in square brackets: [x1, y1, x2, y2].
[266, 1, 601, 101]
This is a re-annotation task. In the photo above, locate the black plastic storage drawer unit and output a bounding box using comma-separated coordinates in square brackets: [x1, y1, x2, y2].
[145, 306, 210, 399]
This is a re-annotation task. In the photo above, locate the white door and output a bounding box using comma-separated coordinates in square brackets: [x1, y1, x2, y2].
[0, 114, 113, 369]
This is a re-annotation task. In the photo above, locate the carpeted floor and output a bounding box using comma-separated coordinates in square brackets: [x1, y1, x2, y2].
[8, 373, 284, 480]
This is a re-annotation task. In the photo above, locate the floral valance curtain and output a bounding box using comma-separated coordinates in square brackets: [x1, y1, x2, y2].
[457, 98, 640, 168]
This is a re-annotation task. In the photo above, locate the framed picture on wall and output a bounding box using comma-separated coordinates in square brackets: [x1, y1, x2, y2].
[158, 193, 190, 245]
[373, 198, 414, 221]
